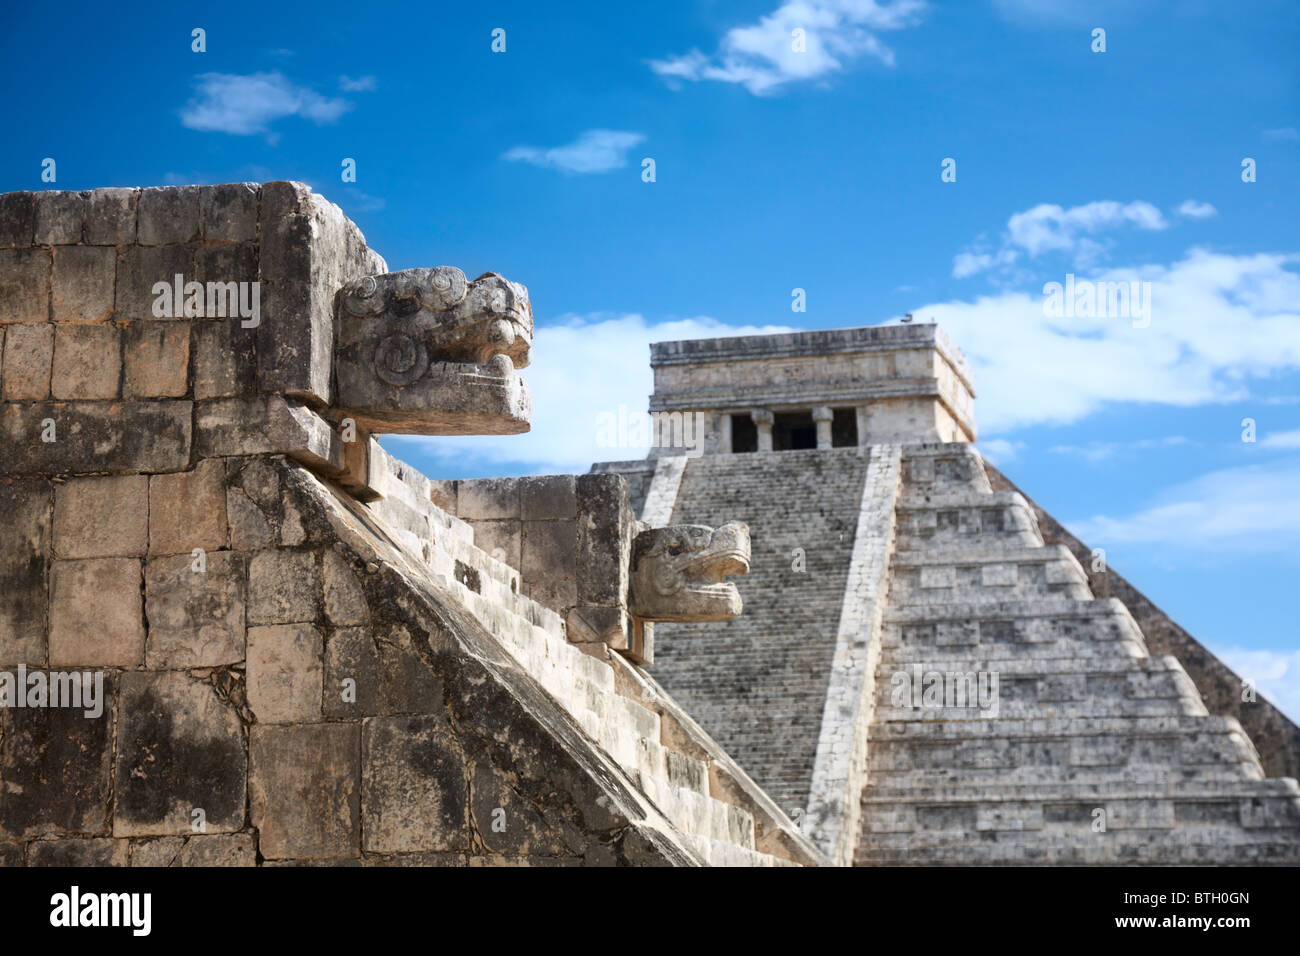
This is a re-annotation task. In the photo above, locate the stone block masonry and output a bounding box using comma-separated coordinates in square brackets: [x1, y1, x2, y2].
[0, 183, 815, 867]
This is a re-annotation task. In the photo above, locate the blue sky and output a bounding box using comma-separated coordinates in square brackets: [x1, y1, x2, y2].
[4, 0, 1298, 718]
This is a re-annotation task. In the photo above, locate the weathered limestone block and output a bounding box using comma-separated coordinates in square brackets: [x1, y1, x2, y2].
[247, 623, 324, 723]
[200, 182, 258, 242]
[149, 459, 228, 554]
[469, 763, 581, 858]
[258, 182, 383, 405]
[0, 191, 37, 246]
[144, 551, 245, 667]
[522, 520, 577, 610]
[247, 549, 319, 624]
[194, 240, 258, 289]
[361, 715, 470, 854]
[85, 187, 138, 245]
[53, 474, 148, 558]
[575, 473, 634, 607]
[51, 245, 115, 322]
[130, 833, 257, 866]
[334, 266, 533, 434]
[0, 401, 192, 474]
[458, 477, 521, 519]
[51, 324, 120, 399]
[0, 480, 50, 664]
[2, 321, 53, 399]
[322, 547, 368, 626]
[0, 672, 115, 839]
[628, 522, 750, 622]
[28, 839, 129, 867]
[124, 321, 189, 397]
[113, 671, 246, 836]
[48, 558, 144, 667]
[0, 248, 49, 324]
[137, 185, 201, 245]
[114, 244, 192, 321]
[193, 318, 257, 399]
[34, 191, 86, 244]
[323, 625, 443, 718]
[251, 723, 360, 860]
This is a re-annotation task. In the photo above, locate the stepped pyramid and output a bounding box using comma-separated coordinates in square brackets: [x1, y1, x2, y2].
[593, 324, 1300, 865]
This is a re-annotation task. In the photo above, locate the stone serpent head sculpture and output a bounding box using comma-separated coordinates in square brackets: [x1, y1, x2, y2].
[628, 522, 751, 622]
[334, 266, 532, 434]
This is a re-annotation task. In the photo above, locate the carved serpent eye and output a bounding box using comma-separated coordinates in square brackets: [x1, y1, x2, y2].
[374, 333, 429, 386]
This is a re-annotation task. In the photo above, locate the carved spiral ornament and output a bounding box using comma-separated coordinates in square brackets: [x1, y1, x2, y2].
[374, 333, 429, 386]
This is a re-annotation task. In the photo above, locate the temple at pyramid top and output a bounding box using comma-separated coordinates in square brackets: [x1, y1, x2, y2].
[646, 323, 976, 456]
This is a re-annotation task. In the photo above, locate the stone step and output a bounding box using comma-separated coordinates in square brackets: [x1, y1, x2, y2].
[867, 719, 1264, 776]
[636, 772, 757, 850]
[872, 655, 1206, 721]
[888, 544, 1092, 603]
[865, 762, 1267, 789]
[863, 800, 1300, 837]
[900, 444, 991, 492]
[896, 491, 1044, 549]
[862, 777, 1300, 803]
[858, 841, 1300, 865]
[882, 597, 1149, 658]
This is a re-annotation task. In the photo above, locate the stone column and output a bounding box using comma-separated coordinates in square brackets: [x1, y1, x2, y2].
[812, 405, 834, 449]
[717, 411, 732, 454]
[855, 406, 869, 447]
[751, 408, 774, 452]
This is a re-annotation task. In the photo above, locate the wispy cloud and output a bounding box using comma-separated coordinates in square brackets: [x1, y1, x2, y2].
[1263, 127, 1300, 142]
[649, 0, 926, 96]
[339, 75, 378, 92]
[1259, 428, 1300, 449]
[1049, 436, 1192, 462]
[914, 244, 1300, 432]
[181, 72, 352, 136]
[1211, 646, 1300, 725]
[977, 438, 1026, 464]
[385, 314, 795, 475]
[953, 200, 1169, 277]
[1176, 199, 1217, 220]
[503, 129, 645, 174]
[1065, 460, 1300, 550]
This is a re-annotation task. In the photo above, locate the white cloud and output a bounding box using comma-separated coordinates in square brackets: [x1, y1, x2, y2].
[1176, 199, 1217, 220]
[1064, 460, 1300, 550]
[1263, 127, 1300, 142]
[181, 72, 351, 135]
[1260, 429, 1300, 449]
[503, 130, 646, 174]
[991, 0, 1149, 26]
[339, 75, 378, 92]
[385, 314, 796, 475]
[1210, 647, 1300, 725]
[914, 247, 1300, 432]
[649, 0, 926, 96]
[976, 438, 1026, 464]
[1048, 436, 1191, 462]
[954, 200, 1169, 277]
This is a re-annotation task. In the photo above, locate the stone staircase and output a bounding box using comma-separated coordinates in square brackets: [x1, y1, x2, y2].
[857, 443, 1300, 865]
[361, 450, 803, 866]
[650, 448, 873, 818]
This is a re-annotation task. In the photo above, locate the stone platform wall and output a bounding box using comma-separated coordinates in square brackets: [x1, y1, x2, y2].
[0, 183, 817, 867]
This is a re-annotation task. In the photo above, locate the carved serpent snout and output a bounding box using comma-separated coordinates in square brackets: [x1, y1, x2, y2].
[628, 522, 750, 622]
[333, 266, 534, 435]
